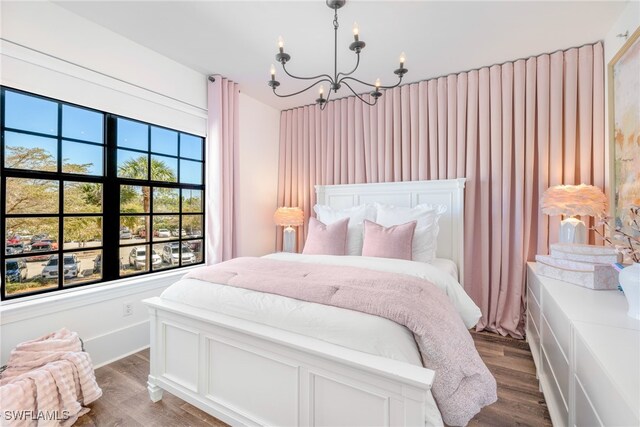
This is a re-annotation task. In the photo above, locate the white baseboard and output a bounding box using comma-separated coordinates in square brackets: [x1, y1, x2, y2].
[86, 320, 150, 368]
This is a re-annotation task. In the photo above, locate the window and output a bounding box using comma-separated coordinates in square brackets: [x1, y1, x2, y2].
[1, 87, 205, 300]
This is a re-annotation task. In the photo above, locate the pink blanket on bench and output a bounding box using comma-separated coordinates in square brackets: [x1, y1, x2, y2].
[185, 257, 496, 426]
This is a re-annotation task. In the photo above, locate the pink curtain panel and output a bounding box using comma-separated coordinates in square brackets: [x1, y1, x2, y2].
[276, 43, 605, 338]
[207, 76, 240, 264]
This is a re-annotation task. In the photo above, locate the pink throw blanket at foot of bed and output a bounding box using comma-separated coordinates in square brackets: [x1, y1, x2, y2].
[0, 328, 102, 427]
[185, 257, 497, 426]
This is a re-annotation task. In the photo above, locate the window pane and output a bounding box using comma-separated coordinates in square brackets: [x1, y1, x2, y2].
[62, 105, 103, 143]
[184, 239, 204, 264]
[151, 155, 178, 182]
[182, 189, 203, 213]
[5, 91, 58, 135]
[4, 256, 57, 297]
[180, 133, 203, 160]
[120, 216, 149, 243]
[64, 217, 102, 250]
[152, 243, 172, 271]
[120, 185, 150, 213]
[6, 218, 59, 251]
[153, 188, 179, 213]
[151, 127, 178, 156]
[4, 132, 58, 172]
[117, 150, 148, 179]
[117, 118, 148, 151]
[64, 182, 103, 213]
[183, 215, 203, 238]
[121, 245, 157, 275]
[6, 178, 58, 215]
[180, 160, 202, 184]
[63, 250, 102, 287]
[153, 215, 178, 241]
[62, 140, 103, 175]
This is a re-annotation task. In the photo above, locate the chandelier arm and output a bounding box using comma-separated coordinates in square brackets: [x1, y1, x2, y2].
[339, 75, 404, 90]
[272, 78, 333, 98]
[336, 52, 361, 80]
[320, 85, 334, 111]
[341, 81, 377, 106]
[281, 62, 333, 82]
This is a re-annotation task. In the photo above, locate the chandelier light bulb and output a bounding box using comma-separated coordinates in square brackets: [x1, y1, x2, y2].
[399, 51, 406, 66]
[375, 78, 381, 88]
[278, 36, 285, 53]
[270, 64, 276, 80]
[352, 22, 359, 40]
[319, 85, 325, 96]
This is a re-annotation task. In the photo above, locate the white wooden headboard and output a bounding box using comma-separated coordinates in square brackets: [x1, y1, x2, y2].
[315, 179, 466, 285]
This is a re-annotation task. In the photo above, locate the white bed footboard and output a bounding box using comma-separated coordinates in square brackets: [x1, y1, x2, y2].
[144, 297, 436, 427]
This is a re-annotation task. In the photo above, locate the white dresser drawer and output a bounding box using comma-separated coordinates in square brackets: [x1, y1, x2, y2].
[527, 265, 542, 304]
[540, 347, 569, 426]
[541, 315, 569, 409]
[574, 377, 603, 427]
[575, 332, 638, 426]
[527, 290, 541, 333]
[526, 311, 541, 369]
[541, 285, 571, 356]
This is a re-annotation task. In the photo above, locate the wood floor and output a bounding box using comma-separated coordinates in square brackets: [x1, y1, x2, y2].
[76, 331, 551, 427]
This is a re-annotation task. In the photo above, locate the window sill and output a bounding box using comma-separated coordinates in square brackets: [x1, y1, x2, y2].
[0, 265, 200, 325]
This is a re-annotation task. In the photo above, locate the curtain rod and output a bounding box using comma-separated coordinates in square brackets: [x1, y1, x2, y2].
[279, 39, 603, 113]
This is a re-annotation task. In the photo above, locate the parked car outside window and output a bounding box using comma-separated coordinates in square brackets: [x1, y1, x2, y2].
[41, 254, 80, 280]
[26, 242, 55, 262]
[5, 259, 27, 283]
[128, 247, 162, 270]
[162, 243, 196, 265]
[156, 229, 171, 238]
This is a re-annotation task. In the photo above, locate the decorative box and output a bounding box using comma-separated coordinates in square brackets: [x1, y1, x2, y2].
[549, 243, 622, 264]
[535, 255, 619, 290]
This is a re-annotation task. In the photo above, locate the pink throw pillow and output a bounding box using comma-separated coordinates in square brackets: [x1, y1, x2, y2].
[362, 220, 417, 260]
[302, 217, 349, 255]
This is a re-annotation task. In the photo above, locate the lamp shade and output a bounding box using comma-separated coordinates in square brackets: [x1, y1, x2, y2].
[541, 184, 607, 217]
[274, 207, 304, 226]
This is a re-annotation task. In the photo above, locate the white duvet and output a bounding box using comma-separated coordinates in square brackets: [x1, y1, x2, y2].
[160, 253, 482, 426]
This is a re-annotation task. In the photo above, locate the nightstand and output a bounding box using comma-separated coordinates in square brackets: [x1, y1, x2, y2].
[526, 262, 640, 427]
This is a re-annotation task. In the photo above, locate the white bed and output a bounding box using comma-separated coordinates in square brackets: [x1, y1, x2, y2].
[144, 178, 471, 426]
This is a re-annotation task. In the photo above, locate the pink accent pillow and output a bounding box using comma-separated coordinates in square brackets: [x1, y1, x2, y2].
[302, 217, 349, 255]
[362, 220, 417, 260]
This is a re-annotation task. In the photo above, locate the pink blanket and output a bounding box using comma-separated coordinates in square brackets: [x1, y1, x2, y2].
[185, 257, 497, 426]
[0, 329, 102, 426]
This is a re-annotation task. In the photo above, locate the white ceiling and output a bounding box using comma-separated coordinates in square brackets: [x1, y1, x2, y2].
[55, 0, 628, 111]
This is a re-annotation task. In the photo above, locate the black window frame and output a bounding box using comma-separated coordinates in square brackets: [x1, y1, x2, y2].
[1, 87, 205, 301]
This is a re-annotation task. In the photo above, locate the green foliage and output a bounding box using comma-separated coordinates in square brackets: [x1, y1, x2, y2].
[4, 146, 57, 171]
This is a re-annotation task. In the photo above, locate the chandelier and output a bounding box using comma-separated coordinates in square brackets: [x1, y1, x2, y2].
[268, 0, 408, 110]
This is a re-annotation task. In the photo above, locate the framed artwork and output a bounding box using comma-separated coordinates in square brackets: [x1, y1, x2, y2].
[609, 26, 640, 230]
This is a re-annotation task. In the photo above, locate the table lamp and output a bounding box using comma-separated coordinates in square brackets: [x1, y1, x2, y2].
[274, 207, 304, 252]
[541, 184, 607, 244]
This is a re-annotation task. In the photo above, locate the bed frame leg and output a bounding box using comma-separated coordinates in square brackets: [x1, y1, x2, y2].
[147, 376, 164, 402]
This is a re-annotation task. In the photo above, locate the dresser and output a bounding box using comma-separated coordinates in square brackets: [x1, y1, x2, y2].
[526, 263, 640, 427]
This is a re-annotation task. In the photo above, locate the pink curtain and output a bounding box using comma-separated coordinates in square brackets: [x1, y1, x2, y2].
[207, 75, 239, 264]
[276, 43, 605, 338]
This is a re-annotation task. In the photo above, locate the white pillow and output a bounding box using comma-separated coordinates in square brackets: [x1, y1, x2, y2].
[375, 203, 447, 262]
[314, 204, 377, 255]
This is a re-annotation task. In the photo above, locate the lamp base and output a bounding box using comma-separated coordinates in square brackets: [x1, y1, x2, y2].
[559, 217, 587, 244]
[282, 226, 297, 253]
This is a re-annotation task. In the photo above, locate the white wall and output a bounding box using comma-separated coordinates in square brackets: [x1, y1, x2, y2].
[603, 1, 639, 204]
[0, 1, 281, 365]
[0, 0, 209, 366]
[0, 1, 207, 135]
[236, 93, 281, 257]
